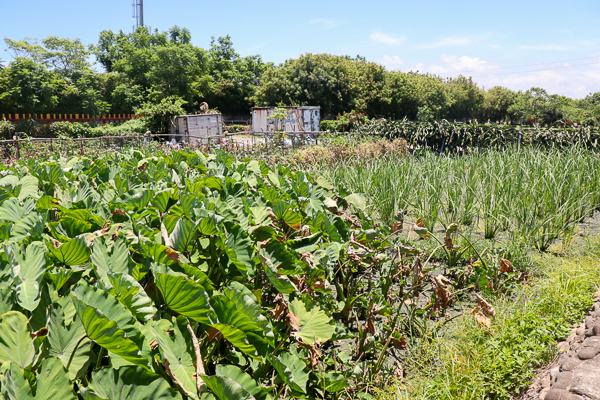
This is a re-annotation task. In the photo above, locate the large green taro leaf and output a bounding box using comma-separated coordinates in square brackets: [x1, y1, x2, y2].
[0, 311, 35, 369]
[71, 285, 149, 369]
[268, 352, 310, 394]
[47, 304, 92, 380]
[91, 236, 131, 282]
[0, 361, 33, 399]
[117, 189, 154, 212]
[155, 271, 212, 325]
[208, 295, 264, 358]
[0, 175, 39, 201]
[0, 197, 35, 223]
[288, 299, 335, 345]
[201, 364, 267, 400]
[168, 219, 198, 253]
[9, 241, 47, 311]
[1, 357, 78, 399]
[224, 222, 255, 275]
[106, 273, 156, 322]
[223, 282, 270, 334]
[50, 236, 91, 266]
[150, 316, 197, 398]
[84, 366, 182, 400]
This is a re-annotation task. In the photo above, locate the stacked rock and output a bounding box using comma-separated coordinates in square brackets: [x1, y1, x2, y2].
[536, 291, 600, 400]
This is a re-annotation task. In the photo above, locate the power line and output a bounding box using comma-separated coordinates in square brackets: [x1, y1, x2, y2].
[442, 54, 600, 74]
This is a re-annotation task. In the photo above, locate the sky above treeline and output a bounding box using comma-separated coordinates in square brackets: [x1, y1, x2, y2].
[1, 0, 599, 99]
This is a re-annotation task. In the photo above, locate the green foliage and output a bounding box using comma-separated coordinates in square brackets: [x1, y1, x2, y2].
[93, 27, 212, 112]
[5, 36, 91, 78]
[320, 111, 369, 132]
[0, 120, 16, 139]
[138, 96, 186, 133]
[507, 87, 564, 123]
[0, 58, 61, 114]
[390, 251, 600, 400]
[0, 147, 448, 398]
[225, 124, 250, 133]
[49, 119, 149, 138]
[356, 118, 600, 151]
[481, 86, 518, 122]
[254, 53, 391, 117]
[3, 30, 599, 123]
[267, 107, 288, 131]
[206, 35, 269, 114]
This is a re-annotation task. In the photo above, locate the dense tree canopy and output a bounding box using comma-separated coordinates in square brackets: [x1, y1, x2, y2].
[1, 27, 598, 124]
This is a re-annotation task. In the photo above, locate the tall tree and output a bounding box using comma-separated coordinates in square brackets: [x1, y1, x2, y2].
[254, 53, 389, 117]
[480, 86, 518, 122]
[0, 58, 62, 114]
[445, 75, 484, 120]
[206, 35, 269, 114]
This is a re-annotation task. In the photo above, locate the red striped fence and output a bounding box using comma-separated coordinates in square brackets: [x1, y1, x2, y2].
[1, 113, 140, 125]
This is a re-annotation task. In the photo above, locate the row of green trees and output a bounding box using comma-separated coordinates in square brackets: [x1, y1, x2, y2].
[1, 26, 599, 124]
[0, 27, 268, 118]
[255, 55, 600, 123]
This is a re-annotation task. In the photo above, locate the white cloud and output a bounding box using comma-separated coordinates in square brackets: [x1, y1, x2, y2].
[421, 36, 474, 48]
[370, 32, 405, 45]
[411, 54, 600, 98]
[309, 19, 339, 28]
[520, 44, 568, 51]
[420, 55, 495, 75]
[493, 68, 600, 98]
[378, 55, 403, 69]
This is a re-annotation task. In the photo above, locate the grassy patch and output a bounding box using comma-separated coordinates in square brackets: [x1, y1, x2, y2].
[381, 242, 600, 400]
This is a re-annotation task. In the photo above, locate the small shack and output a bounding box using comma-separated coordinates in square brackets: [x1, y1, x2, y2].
[251, 106, 320, 133]
[170, 113, 224, 144]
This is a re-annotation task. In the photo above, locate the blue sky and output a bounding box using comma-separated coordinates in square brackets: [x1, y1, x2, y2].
[1, 0, 599, 98]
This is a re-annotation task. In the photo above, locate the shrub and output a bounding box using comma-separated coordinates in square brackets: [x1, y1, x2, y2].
[138, 96, 187, 133]
[0, 120, 15, 139]
[49, 121, 74, 138]
[289, 136, 407, 167]
[224, 124, 250, 133]
[49, 119, 149, 138]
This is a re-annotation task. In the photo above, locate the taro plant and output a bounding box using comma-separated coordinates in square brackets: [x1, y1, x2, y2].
[0, 147, 458, 399]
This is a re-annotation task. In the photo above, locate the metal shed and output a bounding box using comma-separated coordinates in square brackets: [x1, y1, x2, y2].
[251, 106, 320, 133]
[170, 113, 224, 144]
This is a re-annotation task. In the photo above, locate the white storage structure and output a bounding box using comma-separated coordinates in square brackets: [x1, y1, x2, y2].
[170, 113, 224, 144]
[251, 106, 320, 133]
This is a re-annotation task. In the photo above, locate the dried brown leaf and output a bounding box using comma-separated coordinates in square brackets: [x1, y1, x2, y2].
[365, 314, 375, 335]
[391, 335, 407, 350]
[165, 248, 182, 263]
[29, 328, 48, 338]
[500, 258, 514, 273]
[111, 209, 126, 217]
[287, 310, 300, 332]
[412, 258, 424, 287]
[475, 294, 496, 319]
[444, 236, 454, 249]
[473, 312, 491, 329]
[431, 275, 455, 313]
[272, 302, 288, 321]
[306, 343, 320, 369]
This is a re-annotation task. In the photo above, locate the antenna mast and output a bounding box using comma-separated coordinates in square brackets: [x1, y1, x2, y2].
[132, 0, 145, 31]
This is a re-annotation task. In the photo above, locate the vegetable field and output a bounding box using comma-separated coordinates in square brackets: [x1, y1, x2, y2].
[1, 140, 598, 400]
[315, 147, 600, 252]
[356, 119, 600, 151]
[0, 148, 451, 400]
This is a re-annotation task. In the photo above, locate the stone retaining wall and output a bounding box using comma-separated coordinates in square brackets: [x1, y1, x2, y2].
[529, 289, 600, 400]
